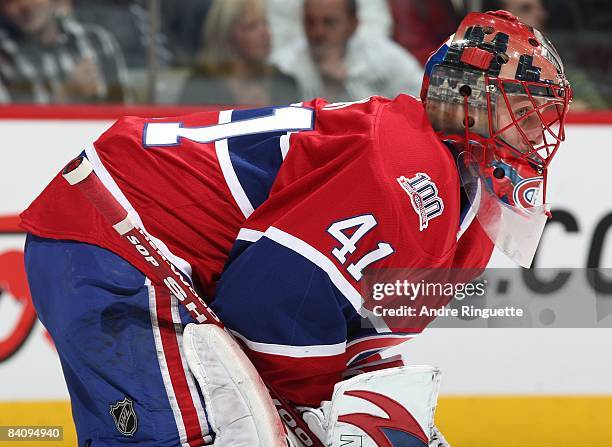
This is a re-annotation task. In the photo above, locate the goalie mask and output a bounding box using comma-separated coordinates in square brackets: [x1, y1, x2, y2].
[421, 10, 572, 267]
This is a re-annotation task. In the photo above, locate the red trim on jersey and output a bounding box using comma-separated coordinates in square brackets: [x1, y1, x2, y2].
[240, 346, 347, 406]
[153, 284, 205, 446]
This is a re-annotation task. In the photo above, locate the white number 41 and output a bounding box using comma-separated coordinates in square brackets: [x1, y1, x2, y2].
[327, 215, 394, 281]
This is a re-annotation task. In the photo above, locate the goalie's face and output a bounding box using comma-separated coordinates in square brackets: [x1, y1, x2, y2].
[496, 95, 543, 148]
[491, 82, 568, 169]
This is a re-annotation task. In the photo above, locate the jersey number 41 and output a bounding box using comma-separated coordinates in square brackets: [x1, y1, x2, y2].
[328, 215, 394, 281]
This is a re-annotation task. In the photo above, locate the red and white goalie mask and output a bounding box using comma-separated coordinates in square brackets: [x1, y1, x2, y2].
[421, 10, 572, 267]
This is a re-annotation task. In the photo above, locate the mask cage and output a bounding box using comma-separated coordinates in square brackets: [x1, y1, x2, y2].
[488, 78, 570, 169]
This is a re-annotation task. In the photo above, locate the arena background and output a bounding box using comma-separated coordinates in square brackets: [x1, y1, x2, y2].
[1, 0, 612, 446]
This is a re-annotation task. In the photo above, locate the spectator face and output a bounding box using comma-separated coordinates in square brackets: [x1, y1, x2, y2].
[230, 0, 271, 64]
[0, 0, 55, 35]
[501, 0, 548, 29]
[304, 0, 358, 61]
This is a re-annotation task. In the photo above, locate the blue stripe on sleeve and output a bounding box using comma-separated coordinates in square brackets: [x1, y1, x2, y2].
[212, 236, 359, 347]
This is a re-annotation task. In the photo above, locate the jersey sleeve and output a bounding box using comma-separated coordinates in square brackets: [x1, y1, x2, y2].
[211, 229, 416, 406]
[211, 232, 353, 406]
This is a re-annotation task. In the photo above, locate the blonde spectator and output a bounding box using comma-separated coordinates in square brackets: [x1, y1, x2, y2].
[179, 0, 299, 106]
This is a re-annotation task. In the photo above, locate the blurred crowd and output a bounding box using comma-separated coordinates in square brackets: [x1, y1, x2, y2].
[0, 0, 610, 109]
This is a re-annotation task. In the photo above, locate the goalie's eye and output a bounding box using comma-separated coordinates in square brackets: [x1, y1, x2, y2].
[515, 106, 531, 118]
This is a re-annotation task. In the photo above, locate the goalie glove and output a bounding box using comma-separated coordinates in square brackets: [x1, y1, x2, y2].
[299, 365, 443, 447]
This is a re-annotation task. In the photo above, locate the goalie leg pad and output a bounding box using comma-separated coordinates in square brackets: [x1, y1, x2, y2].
[182, 323, 286, 447]
[302, 365, 442, 447]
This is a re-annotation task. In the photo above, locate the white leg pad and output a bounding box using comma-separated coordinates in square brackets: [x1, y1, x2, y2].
[182, 324, 286, 447]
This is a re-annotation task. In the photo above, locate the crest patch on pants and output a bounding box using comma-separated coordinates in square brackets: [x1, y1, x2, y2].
[110, 397, 138, 436]
[397, 174, 444, 231]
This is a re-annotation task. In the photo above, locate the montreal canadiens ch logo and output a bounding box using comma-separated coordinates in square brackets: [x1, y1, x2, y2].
[513, 177, 543, 209]
[338, 390, 428, 447]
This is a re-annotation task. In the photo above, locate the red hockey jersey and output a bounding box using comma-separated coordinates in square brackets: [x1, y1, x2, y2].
[21, 95, 493, 405]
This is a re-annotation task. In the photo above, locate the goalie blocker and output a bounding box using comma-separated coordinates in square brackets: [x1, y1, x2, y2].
[290, 365, 446, 447]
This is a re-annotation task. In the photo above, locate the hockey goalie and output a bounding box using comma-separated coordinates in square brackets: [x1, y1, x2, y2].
[20, 10, 571, 447]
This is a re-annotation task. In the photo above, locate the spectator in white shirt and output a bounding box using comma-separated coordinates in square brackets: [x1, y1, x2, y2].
[271, 0, 422, 102]
[266, 0, 392, 54]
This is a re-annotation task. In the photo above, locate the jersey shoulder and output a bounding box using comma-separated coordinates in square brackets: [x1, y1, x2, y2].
[374, 94, 461, 259]
[302, 96, 391, 138]
[376, 94, 457, 181]
[95, 110, 225, 150]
